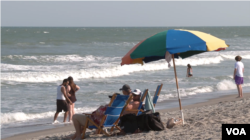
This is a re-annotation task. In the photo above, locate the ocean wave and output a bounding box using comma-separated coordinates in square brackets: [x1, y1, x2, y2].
[157, 86, 214, 102]
[219, 51, 250, 59]
[1, 107, 96, 125]
[158, 80, 250, 102]
[174, 56, 224, 66]
[216, 80, 236, 91]
[1, 63, 75, 72]
[0, 61, 170, 82]
[1, 50, 250, 82]
[2, 51, 250, 68]
[0, 54, 238, 82]
[1, 55, 120, 64]
[187, 51, 250, 59]
[91, 41, 137, 47]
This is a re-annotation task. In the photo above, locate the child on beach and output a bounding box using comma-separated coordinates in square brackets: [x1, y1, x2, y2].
[67, 76, 80, 122]
[234, 56, 244, 98]
[186, 64, 193, 77]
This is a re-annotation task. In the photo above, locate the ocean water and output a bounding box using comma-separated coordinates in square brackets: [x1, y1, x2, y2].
[1, 27, 250, 138]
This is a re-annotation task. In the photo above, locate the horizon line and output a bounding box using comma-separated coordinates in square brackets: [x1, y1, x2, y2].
[2, 25, 250, 28]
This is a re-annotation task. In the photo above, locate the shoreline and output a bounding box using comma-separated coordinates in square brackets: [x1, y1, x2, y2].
[3, 91, 250, 140]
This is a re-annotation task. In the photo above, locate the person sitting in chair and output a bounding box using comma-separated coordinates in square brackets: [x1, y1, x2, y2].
[123, 89, 142, 115]
[71, 93, 138, 140]
[120, 84, 132, 96]
[71, 94, 114, 140]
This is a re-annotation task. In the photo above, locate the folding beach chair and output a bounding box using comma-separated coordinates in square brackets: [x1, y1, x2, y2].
[81, 94, 132, 139]
[153, 84, 163, 107]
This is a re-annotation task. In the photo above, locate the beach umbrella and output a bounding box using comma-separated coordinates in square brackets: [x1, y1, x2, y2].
[121, 29, 229, 124]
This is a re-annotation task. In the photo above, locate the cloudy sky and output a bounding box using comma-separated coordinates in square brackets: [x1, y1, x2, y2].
[1, 1, 250, 27]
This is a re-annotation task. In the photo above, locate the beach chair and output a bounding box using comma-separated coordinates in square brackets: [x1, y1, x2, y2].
[81, 94, 132, 139]
[109, 90, 148, 132]
[153, 84, 163, 107]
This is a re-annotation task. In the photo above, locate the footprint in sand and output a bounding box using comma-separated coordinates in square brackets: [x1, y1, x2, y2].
[194, 122, 205, 127]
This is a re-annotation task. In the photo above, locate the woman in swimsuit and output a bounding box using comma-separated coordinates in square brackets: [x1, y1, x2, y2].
[187, 64, 193, 77]
[67, 76, 80, 122]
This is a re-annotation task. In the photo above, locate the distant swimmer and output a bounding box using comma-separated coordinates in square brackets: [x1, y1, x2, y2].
[234, 56, 244, 98]
[186, 64, 193, 77]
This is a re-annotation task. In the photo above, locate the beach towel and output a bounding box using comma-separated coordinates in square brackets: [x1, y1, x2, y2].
[145, 91, 155, 113]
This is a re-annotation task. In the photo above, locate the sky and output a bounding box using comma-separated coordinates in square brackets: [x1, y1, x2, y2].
[1, 1, 250, 27]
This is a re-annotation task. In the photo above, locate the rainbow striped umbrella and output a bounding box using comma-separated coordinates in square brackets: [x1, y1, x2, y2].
[121, 29, 228, 65]
[121, 29, 229, 124]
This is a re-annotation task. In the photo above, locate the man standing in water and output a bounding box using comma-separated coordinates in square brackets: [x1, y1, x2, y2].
[53, 79, 72, 123]
[234, 56, 244, 98]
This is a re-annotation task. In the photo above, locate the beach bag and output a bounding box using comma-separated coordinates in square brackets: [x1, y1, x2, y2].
[119, 113, 138, 133]
[137, 111, 165, 131]
[136, 110, 151, 131]
[146, 112, 165, 131]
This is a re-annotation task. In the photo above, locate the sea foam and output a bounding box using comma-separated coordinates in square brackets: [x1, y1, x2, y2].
[0, 55, 232, 82]
[216, 80, 236, 91]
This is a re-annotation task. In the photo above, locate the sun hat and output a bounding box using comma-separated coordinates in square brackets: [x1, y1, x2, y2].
[132, 89, 141, 95]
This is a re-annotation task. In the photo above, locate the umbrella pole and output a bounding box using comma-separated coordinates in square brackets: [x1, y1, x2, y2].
[171, 54, 185, 125]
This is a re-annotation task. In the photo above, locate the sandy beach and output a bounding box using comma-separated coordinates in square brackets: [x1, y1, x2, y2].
[3, 92, 250, 140]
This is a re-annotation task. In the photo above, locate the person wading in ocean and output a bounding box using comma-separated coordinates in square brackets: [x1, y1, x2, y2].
[186, 64, 193, 77]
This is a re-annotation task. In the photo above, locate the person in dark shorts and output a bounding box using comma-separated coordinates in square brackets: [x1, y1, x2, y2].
[53, 79, 72, 123]
[66, 76, 80, 122]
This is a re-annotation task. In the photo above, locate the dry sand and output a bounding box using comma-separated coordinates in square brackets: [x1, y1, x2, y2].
[3, 93, 250, 140]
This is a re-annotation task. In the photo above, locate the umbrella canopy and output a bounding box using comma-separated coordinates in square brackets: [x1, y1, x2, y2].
[121, 29, 229, 125]
[121, 29, 228, 65]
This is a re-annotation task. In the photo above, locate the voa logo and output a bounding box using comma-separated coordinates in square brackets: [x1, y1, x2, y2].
[226, 128, 246, 135]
